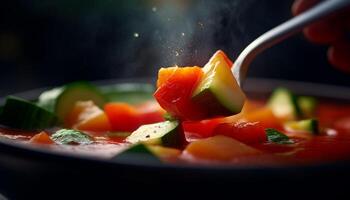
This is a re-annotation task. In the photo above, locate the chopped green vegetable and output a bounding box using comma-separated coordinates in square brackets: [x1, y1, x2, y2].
[0, 96, 57, 130]
[126, 121, 182, 148]
[298, 96, 317, 118]
[191, 55, 246, 117]
[268, 87, 301, 121]
[284, 119, 319, 134]
[51, 129, 93, 145]
[37, 81, 106, 122]
[265, 128, 294, 144]
[99, 83, 154, 104]
[112, 143, 160, 163]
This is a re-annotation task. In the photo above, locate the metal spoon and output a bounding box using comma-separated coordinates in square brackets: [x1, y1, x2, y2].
[233, 0, 350, 87]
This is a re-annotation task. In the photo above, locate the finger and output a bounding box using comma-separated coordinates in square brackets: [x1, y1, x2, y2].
[328, 40, 350, 73]
[292, 0, 345, 44]
[292, 0, 319, 16]
[303, 20, 344, 44]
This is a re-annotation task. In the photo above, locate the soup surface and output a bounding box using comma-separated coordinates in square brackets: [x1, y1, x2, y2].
[1, 50, 350, 167]
[1, 90, 350, 167]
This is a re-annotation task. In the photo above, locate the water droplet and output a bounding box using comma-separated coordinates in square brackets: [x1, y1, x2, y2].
[181, 32, 185, 36]
[152, 7, 157, 12]
[133, 33, 139, 38]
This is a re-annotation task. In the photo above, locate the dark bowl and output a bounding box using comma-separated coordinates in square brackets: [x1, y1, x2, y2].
[0, 78, 350, 199]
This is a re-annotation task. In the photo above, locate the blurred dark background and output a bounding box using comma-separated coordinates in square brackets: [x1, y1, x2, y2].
[0, 0, 349, 96]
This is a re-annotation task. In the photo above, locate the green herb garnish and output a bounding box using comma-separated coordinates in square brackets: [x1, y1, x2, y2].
[265, 128, 294, 144]
[51, 129, 93, 145]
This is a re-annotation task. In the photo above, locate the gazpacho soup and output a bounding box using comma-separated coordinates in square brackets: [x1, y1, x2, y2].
[1, 50, 350, 167]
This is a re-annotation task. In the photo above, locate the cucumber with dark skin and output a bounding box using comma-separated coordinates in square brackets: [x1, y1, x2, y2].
[0, 96, 57, 130]
[298, 96, 317, 118]
[37, 81, 106, 122]
[126, 121, 184, 148]
[268, 87, 301, 121]
[99, 83, 154, 104]
[284, 119, 319, 134]
[112, 143, 161, 163]
[192, 53, 245, 118]
[268, 88, 318, 121]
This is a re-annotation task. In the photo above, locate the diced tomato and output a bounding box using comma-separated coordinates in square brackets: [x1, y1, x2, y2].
[214, 107, 279, 144]
[156, 67, 177, 88]
[183, 106, 280, 143]
[30, 132, 54, 144]
[213, 121, 267, 144]
[154, 66, 205, 120]
[105, 103, 141, 132]
[104, 101, 165, 132]
[136, 101, 166, 125]
[183, 118, 225, 141]
[154, 51, 236, 121]
[185, 135, 261, 161]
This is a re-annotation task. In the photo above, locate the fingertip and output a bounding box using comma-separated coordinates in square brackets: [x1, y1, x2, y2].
[303, 21, 343, 44]
[292, 0, 303, 16]
[328, 43, 350, 73]
[292, 0, 319, 16]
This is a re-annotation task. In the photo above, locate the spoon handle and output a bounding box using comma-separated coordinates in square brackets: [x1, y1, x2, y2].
[233, 0, 350, 87]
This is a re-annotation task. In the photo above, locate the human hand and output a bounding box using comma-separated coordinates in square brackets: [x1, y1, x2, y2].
[292, 0, 350, 73]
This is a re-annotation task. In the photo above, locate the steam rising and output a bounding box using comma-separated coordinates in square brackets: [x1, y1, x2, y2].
[3, 0, 348, 95]
[149, 0, 257, 65]
[109, 0, 259, 78]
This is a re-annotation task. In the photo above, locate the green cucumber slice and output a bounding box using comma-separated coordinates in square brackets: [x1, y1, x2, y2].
[0, 96, 57, 130]
[268, 88, 301, 121]
[284, 119, 319, 134]
[112, 143, 161, 163]
[126, 121, 182, 148]
[51, 129, 93, 145]
[192, 56, 245, 117]
[37, 81, 106, 122]
[99, 83, 154, 104]
[298, 96, 317, 118]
